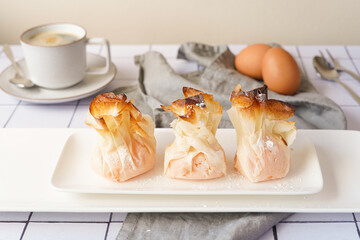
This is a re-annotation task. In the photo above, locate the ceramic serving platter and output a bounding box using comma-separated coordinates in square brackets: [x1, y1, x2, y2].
[51, 129, 323, 195]
[1, 128, 359, 212]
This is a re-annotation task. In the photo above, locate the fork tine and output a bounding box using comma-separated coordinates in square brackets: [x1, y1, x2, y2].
[319, 50, 326, 59]
[319, 50, 332, 68]
[326, 49, 340, 68]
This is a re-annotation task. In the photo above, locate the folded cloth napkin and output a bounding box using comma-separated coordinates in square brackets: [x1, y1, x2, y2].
[117, 212, 290, 240]
[115, 42, 347, 240]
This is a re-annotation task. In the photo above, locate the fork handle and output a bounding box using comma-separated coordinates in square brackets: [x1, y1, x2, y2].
[335, 78, 360, 104]
[342, 69, 360, 83]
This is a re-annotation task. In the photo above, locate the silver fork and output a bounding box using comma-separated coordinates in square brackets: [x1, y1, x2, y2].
[326, 49, 360, 83]
[319, 51, 331, 68]
[315, 52, 360, 104]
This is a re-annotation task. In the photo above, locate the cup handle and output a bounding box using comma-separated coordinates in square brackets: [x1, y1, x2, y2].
[86, 38, 111, 74]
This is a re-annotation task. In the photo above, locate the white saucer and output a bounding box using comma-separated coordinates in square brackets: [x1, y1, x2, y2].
[0, 53, 117, 103]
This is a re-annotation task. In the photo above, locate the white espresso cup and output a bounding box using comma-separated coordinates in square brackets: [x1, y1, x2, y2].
[20, 23, 111, 89]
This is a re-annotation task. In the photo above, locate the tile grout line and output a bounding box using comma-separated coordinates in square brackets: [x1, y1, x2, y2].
[344, 45, 360, 108]
[343, 46, 360, 108]
[3, 100, 21, 128]
[280, 220, 355, 223]
[18, 103, 78, 106]
[352, 213, 360, 238]
[0, 221, 27, 223]
[295, 46, 310, 82]
[19, 212, 32, 240]
[345, 46, 360, 76]
[104, 213, 113, 240]
[27, 221, 110, 224]
[272, 226, 278, 240]
[67, 100, 80, 128]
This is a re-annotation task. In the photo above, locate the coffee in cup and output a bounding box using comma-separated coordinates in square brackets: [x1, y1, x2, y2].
[27, 30, 81, 47]
[20, 23, 111, 89]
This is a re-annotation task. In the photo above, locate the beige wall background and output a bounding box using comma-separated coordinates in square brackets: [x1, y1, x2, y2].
[1, 0, 359, 45]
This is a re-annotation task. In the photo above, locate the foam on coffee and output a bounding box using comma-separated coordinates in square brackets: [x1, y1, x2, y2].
[28, 31, 80, 47]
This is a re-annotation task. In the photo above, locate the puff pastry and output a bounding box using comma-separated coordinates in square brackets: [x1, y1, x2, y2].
[85, 93, 156, 182]
[161, 87, 226, 180]
[227, 85, 297, 182]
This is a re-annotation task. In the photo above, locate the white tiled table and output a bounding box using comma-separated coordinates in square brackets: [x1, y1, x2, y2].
[0, 44, 359, 240]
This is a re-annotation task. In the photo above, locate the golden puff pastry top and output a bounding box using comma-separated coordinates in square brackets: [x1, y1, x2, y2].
[86, 92, 150, 138]
[161, 87, 222, 135]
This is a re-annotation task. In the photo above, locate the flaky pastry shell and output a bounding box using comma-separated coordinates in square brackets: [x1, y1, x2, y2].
[227, 85, 297, 183]
[161, 87, 226, 180]
[85, 93, 156, 182]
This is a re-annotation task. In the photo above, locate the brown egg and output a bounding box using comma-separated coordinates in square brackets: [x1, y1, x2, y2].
[262, 47, 301, 95]
[235, 44, 272, 79]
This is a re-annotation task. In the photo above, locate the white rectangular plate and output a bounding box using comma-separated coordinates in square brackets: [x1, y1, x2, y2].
[51, 129, 323, 195]
[1, 129, 359, 212]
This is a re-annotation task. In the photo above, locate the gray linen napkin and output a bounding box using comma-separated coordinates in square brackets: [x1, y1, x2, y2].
[118, 212, 289, 240]
[115, 42, 346, 240]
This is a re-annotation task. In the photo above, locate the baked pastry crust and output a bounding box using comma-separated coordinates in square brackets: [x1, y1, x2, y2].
[228, 85, 297, 182]
[85, 93, 156, 182]
[161, 87, 226, 180]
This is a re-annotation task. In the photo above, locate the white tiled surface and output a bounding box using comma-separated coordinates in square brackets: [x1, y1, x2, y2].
[0, 223, 26, 240]
[311, 80, 360, 106]
[282, 213, 355, 222]
[151, 44, 182, 58]
[68, 104, 90, 128]
[0, 105, 16, 127]
[0, 91, 20, 104]
[107, 223, 123, 240]
[228, 44, 248, 56]
[112, 58, 140, 79]
[102, 45, 150, 58]
[23, 223, 108, 240]
[5, 104, 76, 128]
[347, 46, 360, 59]
[0, 44, 359, 240]
[0, 212, 30, 221]
[111, 213, 127, 222]
[353, 59, 360, 73]
[30, 212, 111, 222]
[277, 223, 359, 240]
[298, 45, 349, 58]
